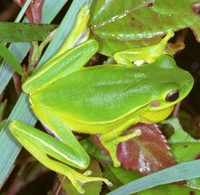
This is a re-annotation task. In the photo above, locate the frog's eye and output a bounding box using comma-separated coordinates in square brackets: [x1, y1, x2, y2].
[165, 90, 179, 102]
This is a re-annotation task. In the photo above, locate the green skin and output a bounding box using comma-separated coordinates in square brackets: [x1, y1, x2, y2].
[9, 5, 194, 194]
[31, 55, 193, 132]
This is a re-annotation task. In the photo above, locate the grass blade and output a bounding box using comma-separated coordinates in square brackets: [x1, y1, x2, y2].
[108, 159, 200, 195]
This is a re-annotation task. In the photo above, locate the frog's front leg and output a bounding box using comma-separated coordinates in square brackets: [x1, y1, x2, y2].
[9, 120, 112, 194]
[114, 31, 174, 67]
[100, 119, 141, 167]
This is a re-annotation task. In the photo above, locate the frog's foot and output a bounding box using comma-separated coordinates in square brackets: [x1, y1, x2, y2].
[101, 129, 141, 167]
[68, 168, 113, 194]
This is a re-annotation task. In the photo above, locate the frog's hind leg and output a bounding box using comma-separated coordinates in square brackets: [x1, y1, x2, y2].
[13, 106, 112, 193]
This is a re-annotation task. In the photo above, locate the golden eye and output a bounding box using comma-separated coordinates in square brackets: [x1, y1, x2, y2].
[165, 90, 179, 102]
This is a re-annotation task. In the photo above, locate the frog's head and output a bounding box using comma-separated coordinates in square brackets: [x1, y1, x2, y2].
[140, 55, 194, 123]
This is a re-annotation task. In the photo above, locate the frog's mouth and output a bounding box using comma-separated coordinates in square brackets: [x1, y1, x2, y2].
[139, 105, 174, 123]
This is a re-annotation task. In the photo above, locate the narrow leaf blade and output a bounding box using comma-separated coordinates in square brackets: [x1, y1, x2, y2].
[0, 23, 58, 42]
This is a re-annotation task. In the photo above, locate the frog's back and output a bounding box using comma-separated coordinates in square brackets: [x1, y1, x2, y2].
[31, 55, 190, 123]
[31, 64, 153, 122]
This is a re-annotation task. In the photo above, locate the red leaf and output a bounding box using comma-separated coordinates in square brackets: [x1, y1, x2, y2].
[91, 123, 176, 175]
[117, 123, 176, 175]
[14, 0, 44, 23]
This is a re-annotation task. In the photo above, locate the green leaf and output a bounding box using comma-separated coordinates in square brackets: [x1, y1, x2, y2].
[81, 137, 110, 161]
[163, 118, 200, 189]
[89, 0, 200, 56]
[162, 118, 200, 163]
[0, 23, 58, 42]
[60, 158, 104, 195]
[104, 164, 142, 188]
[0, 120, 6, 130]
[0, 43, 23, 75]
[0, 100, 7, 122]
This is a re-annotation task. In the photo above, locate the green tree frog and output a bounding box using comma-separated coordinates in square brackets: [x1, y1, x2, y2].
[9, 5, 194, 194]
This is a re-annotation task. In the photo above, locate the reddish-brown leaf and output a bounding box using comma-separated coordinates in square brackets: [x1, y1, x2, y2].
[117, 123, 176, 175]
[91, 123, 176, 175]
[14, 0, 44, 23]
